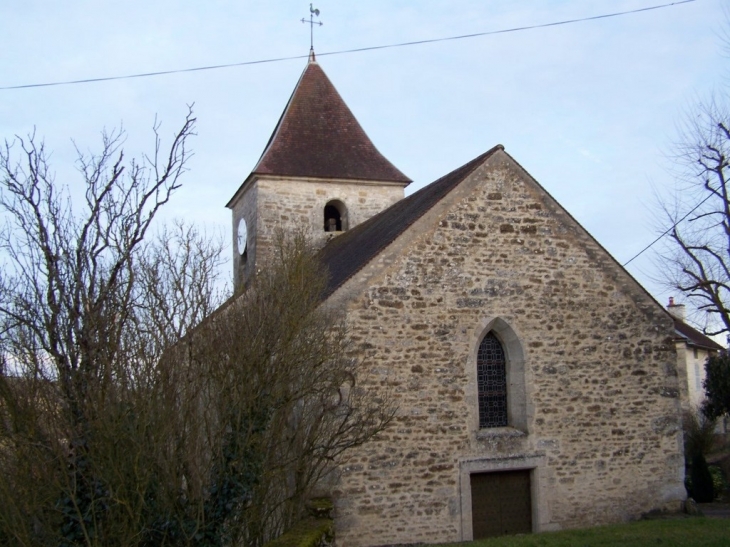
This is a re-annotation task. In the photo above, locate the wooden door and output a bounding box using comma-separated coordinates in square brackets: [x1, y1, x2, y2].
[470, 470, 532, 539]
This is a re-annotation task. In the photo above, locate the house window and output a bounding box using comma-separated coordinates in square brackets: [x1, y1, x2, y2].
[477, 332, 508, 428]
[324, 200, 348, 232]
[695, 363, 702, 391]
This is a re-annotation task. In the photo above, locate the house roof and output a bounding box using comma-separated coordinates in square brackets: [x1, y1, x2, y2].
[318, 145, 503, 298]
[674, 318, 725, 351]
[252, 57, 411, 185]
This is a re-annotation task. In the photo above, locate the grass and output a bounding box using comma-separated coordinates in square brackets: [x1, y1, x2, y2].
[428, 518, 730, 547]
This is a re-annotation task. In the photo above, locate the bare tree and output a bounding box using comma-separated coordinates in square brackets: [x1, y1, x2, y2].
[0, 115, 392, 546]
[174, 232, 395, 546]
[0, 112, 212, 546]
[656, 96, 730, 337]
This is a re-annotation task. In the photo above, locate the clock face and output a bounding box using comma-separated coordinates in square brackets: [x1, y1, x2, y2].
[237, 218, 248, 255]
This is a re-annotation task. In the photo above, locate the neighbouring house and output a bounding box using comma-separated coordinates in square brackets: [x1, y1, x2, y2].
[225, 52, 686, 545]
[666, 297, 726, 431]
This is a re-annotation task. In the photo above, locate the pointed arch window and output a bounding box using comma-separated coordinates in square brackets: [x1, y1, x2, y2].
[324, 200, 348, 232]
[477, 332, 508, 428]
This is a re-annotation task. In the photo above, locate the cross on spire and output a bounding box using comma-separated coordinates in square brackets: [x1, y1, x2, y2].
[301, 4, 323, 58]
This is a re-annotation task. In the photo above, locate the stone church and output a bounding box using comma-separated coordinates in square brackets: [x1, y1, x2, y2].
[226, 52, 685, 545]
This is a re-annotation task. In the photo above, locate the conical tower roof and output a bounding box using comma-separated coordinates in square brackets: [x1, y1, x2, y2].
[252, 56, 410, 184]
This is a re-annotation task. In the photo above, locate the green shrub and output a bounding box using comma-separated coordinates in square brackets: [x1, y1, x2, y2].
[708, 465, 727, 498]
[690, 454, 715, 502]
[264, 518, 333, 547]
[683, 409, 716, 460]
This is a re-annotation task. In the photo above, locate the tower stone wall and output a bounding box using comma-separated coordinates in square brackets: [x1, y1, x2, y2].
[230, 175, 405, 288]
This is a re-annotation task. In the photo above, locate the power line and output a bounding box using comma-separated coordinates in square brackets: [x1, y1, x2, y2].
[320, 0, 697, 60]
[622, 192, 715, 267]
[0, 0, 696, 91]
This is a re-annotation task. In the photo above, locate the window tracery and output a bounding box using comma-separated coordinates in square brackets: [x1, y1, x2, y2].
[477, 332, 508, 428]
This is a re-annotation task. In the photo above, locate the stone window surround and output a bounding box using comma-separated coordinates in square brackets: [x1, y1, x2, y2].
[458, 453, 547, 541]
[468, 317, 528, 435]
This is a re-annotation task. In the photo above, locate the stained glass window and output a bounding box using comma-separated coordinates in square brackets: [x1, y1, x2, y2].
[477, 332, 508, 428]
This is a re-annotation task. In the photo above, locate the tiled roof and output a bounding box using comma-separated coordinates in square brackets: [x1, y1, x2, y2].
[674, 318, 725, 351]
[253, 60, 411, 184]
[319, 145, 503, 298]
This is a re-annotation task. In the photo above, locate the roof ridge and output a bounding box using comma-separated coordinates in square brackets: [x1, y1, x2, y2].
[252, 61, 313, 172]
[319, 145, 503, 298]
[674, 317, 725, 351]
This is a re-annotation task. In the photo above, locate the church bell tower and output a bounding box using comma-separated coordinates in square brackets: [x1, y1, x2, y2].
[226, 52, 411, 289]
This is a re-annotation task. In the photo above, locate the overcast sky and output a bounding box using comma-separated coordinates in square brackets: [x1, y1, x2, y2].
[0, 0, 726, 327]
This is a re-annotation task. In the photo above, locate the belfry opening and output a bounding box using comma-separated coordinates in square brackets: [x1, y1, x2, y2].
[324, 200, 347, 232]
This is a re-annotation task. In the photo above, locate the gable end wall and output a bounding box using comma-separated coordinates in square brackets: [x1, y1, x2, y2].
[328, 151, 684, 546]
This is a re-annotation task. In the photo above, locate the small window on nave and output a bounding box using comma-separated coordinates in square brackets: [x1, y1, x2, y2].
[324, 200, 348, 232]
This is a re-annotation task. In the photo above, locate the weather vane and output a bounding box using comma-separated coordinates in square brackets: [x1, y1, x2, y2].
[301, 4, 323, 54]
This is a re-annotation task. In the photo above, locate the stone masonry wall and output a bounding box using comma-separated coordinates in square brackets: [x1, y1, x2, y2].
[327, 151, 684, 546]
[230, 176, 405, 288]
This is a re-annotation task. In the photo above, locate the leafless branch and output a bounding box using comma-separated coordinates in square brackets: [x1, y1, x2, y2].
[654, 96, 730, 337]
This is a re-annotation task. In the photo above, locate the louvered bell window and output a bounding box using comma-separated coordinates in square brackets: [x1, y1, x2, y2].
[477, 332, 508, 428]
